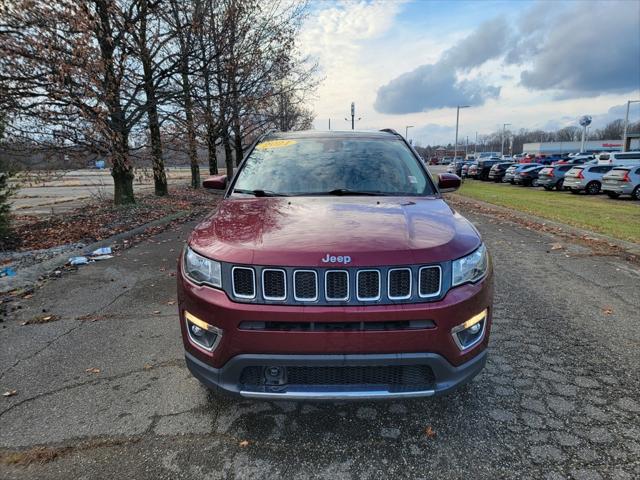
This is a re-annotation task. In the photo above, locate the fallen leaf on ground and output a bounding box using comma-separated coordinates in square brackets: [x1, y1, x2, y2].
[22, 314, 60, 325]
[425, 426, 437, 438]
[85, 367, 101, 374]
[2, 389, 17, 397]
[550, 243, 564, 251]
[152, 310, 161, 315]
[238, 440, 250, 447]
[166, 300, 176, 305]
[143, 364, 153, 370]
[602, 306, 614, 315]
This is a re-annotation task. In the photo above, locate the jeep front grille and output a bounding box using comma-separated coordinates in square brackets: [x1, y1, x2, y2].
[232, 267, 255, 298]
[262, 269, 286, 300]
[419, 266, 441, 297]
[227, 263, 445, 305]
[325, 270, 348, 301]
[294, 270, 318, 301]
[357, 270, 380, 300]
[388, 268, 411, 299]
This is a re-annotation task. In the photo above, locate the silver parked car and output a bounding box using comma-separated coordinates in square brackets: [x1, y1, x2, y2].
[602, 165, 640, 200]
[537, 164, 575, 191]
[564, 165, 616, 195]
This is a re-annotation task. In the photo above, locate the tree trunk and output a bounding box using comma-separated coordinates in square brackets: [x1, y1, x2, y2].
[111, 135, 135, 205]
[206, 120, 218, 175]
[139, 0, 168, 196]
[222, 127, 234, 177]
[182, 74, 200, 188]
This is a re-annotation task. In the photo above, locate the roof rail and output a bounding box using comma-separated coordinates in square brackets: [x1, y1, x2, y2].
[379, 128, 401, 136]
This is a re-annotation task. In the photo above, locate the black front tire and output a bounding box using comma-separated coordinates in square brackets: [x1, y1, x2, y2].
[633, 186, 640, 201]
[555, 179, 564, 191]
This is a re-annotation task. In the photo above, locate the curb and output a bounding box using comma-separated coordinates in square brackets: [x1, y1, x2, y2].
[447, 193, 640, 257]
[0, 211, 191, 294]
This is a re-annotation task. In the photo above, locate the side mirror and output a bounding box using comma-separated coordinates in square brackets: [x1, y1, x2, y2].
[437, 173, 461, 193]
[202, 175, 227, 190]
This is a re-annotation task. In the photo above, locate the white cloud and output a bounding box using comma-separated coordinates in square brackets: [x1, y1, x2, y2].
[298, 0, 640, 145]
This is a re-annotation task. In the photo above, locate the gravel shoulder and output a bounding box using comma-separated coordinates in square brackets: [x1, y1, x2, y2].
[0, 203, 639, 479]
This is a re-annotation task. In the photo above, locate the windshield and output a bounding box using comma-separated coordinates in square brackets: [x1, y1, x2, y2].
[232, 136, 433, 196]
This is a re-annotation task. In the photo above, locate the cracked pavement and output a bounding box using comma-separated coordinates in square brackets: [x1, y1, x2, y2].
[1, 204, 639, 479]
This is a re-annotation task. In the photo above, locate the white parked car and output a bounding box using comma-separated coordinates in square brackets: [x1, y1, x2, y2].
[596, 151, 640, 165]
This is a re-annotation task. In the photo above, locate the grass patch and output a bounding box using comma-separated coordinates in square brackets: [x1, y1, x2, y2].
[455, 180, 640, 243]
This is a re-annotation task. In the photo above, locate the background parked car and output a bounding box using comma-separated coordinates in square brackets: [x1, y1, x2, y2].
[563, 165, 615, 194]
[467, 163, 479, 178]
[488, 162, 514, 182]
[461, 161, 475, 178]
[476, 158, 502, 180]
[597, 151, 640, 166]
[553, 156, 593, 165]
[536, 164, 575, 191]
[514, 165, 544, 186]
[503, 163, 542, 184]
[602, 165, 640, 200]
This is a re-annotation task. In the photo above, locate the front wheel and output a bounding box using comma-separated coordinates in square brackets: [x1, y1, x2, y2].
[555, 179, 564, 191]
[586, 181, 601, 195]
[633, 186, 640, 201]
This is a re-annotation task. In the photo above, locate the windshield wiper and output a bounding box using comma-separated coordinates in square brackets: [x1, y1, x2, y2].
[316, 188, 391, 196]
[233, 188, 288, 197]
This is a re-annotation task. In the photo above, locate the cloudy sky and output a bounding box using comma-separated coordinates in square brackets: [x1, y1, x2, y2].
[298, 0, 640, 146]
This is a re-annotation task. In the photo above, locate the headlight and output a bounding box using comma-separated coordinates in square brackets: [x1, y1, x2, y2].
[184, 247, 222, 288]
[452, 244, 488, 287]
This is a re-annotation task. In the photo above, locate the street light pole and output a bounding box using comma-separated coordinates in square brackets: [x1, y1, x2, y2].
[454, 105, 470, 160]
[405, 125, 414, 141]
[622, 99, 640, 152]
[501, 123, 511, 156]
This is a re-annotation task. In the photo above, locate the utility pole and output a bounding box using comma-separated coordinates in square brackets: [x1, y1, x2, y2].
[454, 105, 470, 160]
[501, 123, 511, 156]
[622, 99, 640, 152]
[344, 102, 361, 130]
[465, 136, 469, 156]
[328, 118, 331, 130]
[405, 125, 414, 140]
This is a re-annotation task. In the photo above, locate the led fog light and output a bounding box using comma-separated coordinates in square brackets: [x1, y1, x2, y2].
[185, 311, 223, 352]
[451, 309, 487, 351]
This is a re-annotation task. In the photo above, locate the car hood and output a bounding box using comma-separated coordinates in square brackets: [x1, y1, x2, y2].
[189, 196, 481, 267]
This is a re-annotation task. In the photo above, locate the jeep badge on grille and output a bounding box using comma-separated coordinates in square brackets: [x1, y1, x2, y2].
[321, 254, 352, 264]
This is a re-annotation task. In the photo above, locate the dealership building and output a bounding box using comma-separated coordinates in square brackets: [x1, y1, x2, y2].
[522, 139, 640, 155]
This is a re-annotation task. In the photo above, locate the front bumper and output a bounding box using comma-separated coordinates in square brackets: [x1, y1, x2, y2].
[185, 349, 487, 399]
[178, 262, 493, 400]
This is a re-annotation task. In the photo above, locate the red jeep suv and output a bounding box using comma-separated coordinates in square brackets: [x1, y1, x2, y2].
[177, 130, 493, 400]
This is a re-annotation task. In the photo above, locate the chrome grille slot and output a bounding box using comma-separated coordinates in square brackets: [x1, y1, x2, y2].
[232, 267, 255, 298]
[419, 266, 441, 297]
[357, 270, 380, 301]
[294, 270, 318, 301]
[262, 269, 286, 300]
[325, 270, 349, 301]
[388, 268, 412, 299]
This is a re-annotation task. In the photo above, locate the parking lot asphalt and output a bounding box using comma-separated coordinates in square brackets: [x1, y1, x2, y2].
[1, 203, 639, 479]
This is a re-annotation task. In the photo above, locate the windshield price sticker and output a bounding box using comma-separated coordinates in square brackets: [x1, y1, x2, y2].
[256, 140, 297, 150]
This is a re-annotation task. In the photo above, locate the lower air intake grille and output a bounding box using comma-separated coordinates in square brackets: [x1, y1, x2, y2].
[419, 266, 441, 297]
[232, 267, 255, 298]
[240, 365, 436, 391]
